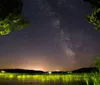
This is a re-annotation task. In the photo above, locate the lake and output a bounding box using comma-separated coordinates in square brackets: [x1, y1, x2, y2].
[0, 73, 93, 85]
[0, 80, 88, 85]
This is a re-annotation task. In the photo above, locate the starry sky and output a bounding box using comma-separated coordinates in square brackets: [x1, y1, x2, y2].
[0, 0, 100, 71]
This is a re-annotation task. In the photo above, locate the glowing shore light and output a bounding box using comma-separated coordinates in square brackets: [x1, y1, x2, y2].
[31, 66, 44, 71]
[1, 70, 5, 73]
[48, 71, 52, 74]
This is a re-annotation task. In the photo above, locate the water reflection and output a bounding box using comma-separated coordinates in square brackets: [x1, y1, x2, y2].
[0, 81, 87, 85]
[0, 73, 92, 85]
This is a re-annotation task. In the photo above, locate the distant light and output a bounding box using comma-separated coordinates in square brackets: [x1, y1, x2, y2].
[48, 71, 52, 74]
[68, 71, 72, 73]
[32, 66, 44, 71]
[1, 70, 5, 73]
[56, 70, 60, 72]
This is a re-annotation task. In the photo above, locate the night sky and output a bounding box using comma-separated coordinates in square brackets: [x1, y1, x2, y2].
[0, 0, 100, 71]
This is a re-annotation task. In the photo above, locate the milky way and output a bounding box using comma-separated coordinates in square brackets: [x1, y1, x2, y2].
[0, 0, 100, 71]
[36, 0, 100, 69]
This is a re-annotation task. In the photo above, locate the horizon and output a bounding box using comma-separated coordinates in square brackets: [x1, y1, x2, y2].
[0, 66, 96, 72]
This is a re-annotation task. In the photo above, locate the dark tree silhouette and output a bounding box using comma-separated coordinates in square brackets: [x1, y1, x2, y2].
[0, 0, 22, 19]
[0, 0, 29, 35]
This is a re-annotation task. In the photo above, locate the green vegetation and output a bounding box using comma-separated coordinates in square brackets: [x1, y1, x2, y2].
[95, 56, 100, 71]
[0, 72, 88, 84]
[82, 56, 100, 85]
[0, 71, 97, 85]
[84, 0, 100, 30]
[89, 56, 100, 85]
[0, 15, 29, 35]
[87, 8, 100, 30]
[0, 0, 29, 35]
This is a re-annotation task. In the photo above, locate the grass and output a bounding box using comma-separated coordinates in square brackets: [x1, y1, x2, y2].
[89, 72, 100, 85]
[0, 71, 100, 85]
[0, 72, 92, 84]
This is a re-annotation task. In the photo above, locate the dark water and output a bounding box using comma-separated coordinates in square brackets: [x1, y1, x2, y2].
[0, 79, 88, 85]
[0, 82, 87, 85]
[0, 74, 94, 85]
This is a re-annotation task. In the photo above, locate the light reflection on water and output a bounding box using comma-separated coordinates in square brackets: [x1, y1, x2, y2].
[0, 81, 87, 85]
[0, 73, 92, 85]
